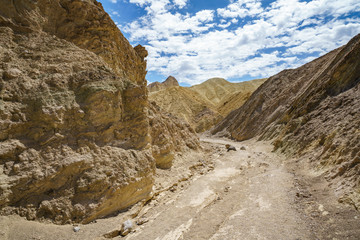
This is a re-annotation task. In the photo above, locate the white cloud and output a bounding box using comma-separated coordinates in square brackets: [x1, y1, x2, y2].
[173, 0, 188, 9]
[124, 8, 215, 41]
[217, 0, 263, 19]
[110, 0, 117, 3]
[130, 0, 170, 14]
[124, 0, 360, 84]
[111, 11, 120, 16]
[219, 22, 231, 28]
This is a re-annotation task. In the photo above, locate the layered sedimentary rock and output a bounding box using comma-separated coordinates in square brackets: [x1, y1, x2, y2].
[149, 77, 265, 132]
[212, 34, 360, 209]
[149, 102, 200, 169]
[0, 0, 200, 224]
[149, 85, 222, 132]
[190, 78, 265, 107]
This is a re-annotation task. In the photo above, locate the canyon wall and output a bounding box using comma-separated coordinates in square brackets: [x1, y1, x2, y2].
[149, 77, 265, 132]
[0, 0, 199, 224]
[212, 34, 360, 209]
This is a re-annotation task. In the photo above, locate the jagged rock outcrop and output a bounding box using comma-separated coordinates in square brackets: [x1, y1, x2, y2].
[148, 76, 180, 92]
[1, 0, 146, 85]
[212, 34, 360, 209]
[149, 78, 265, 132]
[0, 0, 200, 224]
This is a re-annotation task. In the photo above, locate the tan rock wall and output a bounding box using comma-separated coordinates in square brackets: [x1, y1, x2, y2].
[149, 102, 200, 169]
[0, 27, 154, 223]
[0, 0, 201, 224]
[0, 0, 146, 85]
[212, 34, 360, 209]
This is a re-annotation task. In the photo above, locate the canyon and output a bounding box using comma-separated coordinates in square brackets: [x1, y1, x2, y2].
[149, 77, 265, 132]
[0, 0, 200, 225]
[0, 0, 359, 239]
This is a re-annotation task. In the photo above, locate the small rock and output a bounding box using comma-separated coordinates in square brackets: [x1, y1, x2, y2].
[120, 220, 133, 236]
[296, 192, 311, 198]
[169, 186, 177, 192]
[136, 217, 149, 225]
[322, 211, 329, 216]
[240, 146, 246, 150]
[4, 68, 22, 80]
[13, 164, 20, 173]
[73, 226, 80, 232]
[103, 230, 120, 238]
[225, 144, 236, 151]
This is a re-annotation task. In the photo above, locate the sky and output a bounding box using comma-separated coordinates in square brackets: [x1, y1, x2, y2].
[98, 0, 360, 86]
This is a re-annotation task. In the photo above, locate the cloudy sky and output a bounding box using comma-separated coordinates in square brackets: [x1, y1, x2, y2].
[98, 0, 360, 86]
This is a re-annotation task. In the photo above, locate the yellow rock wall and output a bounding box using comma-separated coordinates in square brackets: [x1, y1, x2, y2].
[0, 0, 200, 223]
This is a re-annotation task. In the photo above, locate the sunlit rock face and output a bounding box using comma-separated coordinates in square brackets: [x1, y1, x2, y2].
[212, 34, 360, 209]
[0, 0, 200, 224]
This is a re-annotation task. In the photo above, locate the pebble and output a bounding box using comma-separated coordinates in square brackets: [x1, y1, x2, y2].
[121, 220, 133, 236]
[73, 226, 80, 232]
[4, 68, 21, 80]
[136, 217, 149, 225]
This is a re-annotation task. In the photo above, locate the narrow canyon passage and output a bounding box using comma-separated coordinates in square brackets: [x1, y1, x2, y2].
[126, 137, 313, 240]
[1, 137, 359, 240]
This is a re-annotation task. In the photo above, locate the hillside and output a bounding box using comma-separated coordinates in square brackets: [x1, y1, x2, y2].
[149, 85, 222, 132]
[212, 34, 360, 209]
[190, 78, 266, 106]
[148, 76, 179, 92]
[149, 77, 265, 132]
[0, 0, 200, 224]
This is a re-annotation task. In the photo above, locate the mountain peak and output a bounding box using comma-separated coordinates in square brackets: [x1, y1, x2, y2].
[163, 76, 179, 87]
[148, 76, 179, 92]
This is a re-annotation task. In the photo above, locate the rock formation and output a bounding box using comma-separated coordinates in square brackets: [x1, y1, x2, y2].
[148, 76, 180, 92]
[212, 34, 360, 209]
[149, 102, 199, 169]
[149, 85, 222, 132]
[149, 77, 265, 132]
[0, 0, 200, 224]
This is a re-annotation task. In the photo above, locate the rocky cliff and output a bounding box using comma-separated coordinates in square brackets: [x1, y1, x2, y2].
[212, 34, 360, 209]
[0, 0, 200, 224]
[149, 78, 265, 132]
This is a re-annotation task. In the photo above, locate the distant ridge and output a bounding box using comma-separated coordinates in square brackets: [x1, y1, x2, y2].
[148, 76, 179, 92]
[149, 77, 265, 132]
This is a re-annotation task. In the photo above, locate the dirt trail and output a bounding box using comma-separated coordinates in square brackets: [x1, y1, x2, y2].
[1, 137, 359, 240]
[126, 137, 313, 240]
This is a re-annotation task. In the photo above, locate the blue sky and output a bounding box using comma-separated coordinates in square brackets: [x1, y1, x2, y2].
[98, 0, 360, 86]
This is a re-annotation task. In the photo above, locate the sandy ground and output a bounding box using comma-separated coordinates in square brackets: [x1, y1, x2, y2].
[1, 137, 359, 240]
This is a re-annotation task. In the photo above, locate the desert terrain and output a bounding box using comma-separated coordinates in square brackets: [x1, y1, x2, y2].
[1, 137, 360, 239]
[149, 77, 266, 132]
[0, 0, 359, 239]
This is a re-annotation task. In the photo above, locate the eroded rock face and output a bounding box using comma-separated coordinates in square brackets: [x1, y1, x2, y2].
[0, 0, 147, 85]
[0, 0, 200, 224]
[212, 34, 360, 209]
[149, 102, 200, 169]
[0, 25, 153, 224]
[149, 78, 265, 132]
